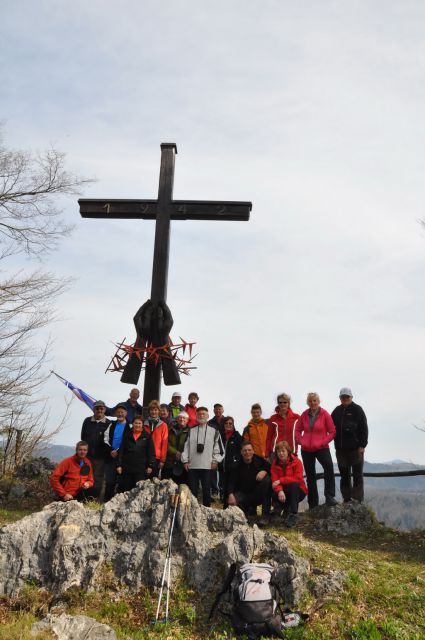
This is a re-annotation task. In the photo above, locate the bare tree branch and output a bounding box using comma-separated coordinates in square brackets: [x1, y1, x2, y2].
[0, 132, 93, 257]
[0, 128, 93, 473]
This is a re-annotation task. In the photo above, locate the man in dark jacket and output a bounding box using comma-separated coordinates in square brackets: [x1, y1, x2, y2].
[227, 441, 271, 525]
[81, 400, 112, 499]
[105, 388, 143, 424]
[221, 415, 242, 506]
[208, 403, 226, 498]
[331, 387, 368, 503]
[104, 404, 131, 501]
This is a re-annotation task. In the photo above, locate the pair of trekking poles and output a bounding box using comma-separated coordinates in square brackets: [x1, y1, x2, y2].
[154, 488, 180, 624]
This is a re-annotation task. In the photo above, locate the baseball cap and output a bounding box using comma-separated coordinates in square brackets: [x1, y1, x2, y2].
[339, 387, 353, 397]
[93, 400, 106, 408]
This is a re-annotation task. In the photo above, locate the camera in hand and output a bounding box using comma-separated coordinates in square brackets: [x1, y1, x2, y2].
[196, 443, 205, 454]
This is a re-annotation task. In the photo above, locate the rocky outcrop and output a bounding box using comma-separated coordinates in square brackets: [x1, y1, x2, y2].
[31, 613, 116, 639]
[0, 480, 309, 605]
[306, 502, 375, 536]
[310, 568, 346, 600]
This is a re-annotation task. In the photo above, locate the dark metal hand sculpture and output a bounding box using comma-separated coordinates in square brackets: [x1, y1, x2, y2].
[120, 299, 181, 386]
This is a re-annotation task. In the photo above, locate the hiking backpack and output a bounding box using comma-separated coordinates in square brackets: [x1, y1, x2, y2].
[209, 562, 285, 639]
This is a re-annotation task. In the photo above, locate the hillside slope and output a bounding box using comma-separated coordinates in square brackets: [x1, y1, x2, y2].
[0, 506, 423, 639]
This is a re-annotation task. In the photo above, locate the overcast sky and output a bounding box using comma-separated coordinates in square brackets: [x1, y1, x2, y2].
[2, 1, 425, 463]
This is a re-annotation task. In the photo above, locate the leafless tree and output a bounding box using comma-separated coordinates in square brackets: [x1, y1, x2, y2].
[0, 133, 90, 257]
[0, 129, 92, 473]
[0, 271, 66, 413]
[0, 398, 73, 475]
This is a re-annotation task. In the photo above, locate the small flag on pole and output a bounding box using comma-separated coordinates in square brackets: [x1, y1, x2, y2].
[51, 371, 96, 410]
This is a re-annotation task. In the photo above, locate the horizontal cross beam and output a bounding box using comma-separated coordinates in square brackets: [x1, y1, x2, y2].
[79, 199, 252, 221]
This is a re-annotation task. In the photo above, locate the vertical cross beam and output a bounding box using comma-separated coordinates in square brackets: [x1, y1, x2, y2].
[143, 143, 177, 406]
[79, 142, 252, 408]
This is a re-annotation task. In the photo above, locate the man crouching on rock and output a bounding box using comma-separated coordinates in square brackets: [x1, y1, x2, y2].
[50, 441, 94, 502]
[227, 441, 272, 527]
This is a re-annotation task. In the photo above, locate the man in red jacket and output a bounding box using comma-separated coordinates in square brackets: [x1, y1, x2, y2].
[50, 441, 94, 502]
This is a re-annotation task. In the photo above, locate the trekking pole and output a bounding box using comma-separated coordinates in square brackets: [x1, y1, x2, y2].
[165, 537, 172, 620]
[155, 490, 180, 622]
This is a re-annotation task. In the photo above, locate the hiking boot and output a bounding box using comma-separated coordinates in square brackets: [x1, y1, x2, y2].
[285, 513, 298, 528]
[325, 497, 338, 507]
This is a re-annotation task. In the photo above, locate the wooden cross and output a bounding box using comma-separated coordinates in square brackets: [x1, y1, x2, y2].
[79, 143, 252, 406]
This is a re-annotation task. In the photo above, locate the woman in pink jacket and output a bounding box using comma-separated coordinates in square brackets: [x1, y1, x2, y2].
[295, 392, 337, 509]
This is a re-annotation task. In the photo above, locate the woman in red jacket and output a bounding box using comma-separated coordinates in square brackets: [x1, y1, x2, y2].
[295, 392, 337, 509]
[143, 400, 168, 476]
[184, 392, 199, 428]
[266, 392, 300, 457]
[271, 441, 307, 527]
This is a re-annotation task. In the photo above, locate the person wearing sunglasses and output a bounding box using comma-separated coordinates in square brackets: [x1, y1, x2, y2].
[50, 441, 94, 502]
[266, 393, 300, 459]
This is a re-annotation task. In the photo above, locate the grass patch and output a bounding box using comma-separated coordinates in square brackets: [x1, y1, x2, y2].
[0, 612, 53, 639]
[275, 523, 425, 639]
[0, 507, 35, 527]
[83, 499, 103, 510]
[0, 506, 424, 638]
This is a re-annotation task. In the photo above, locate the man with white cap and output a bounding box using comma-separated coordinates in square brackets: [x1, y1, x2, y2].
[331, 388, 368, 503]
[168, 391, 184, 420]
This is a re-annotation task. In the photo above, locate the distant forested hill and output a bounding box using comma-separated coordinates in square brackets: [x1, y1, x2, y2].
[35, 444, 74, 462]
[361, 461, 425, 531]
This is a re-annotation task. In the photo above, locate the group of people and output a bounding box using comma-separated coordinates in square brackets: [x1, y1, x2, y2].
[50, 387, 368, 528]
